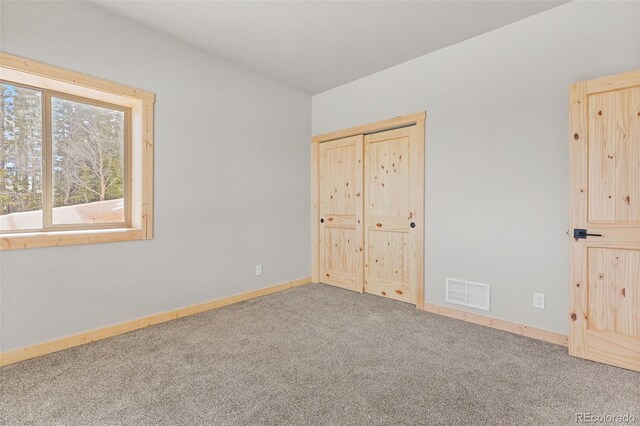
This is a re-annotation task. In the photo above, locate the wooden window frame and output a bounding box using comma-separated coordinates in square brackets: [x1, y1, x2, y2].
[0, 52, 154, 250]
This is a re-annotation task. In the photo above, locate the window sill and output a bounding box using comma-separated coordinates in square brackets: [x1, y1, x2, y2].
[0, 228, 146, 251]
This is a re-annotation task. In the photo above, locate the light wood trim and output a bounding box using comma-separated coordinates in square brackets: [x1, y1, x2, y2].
[141, 99, 154, 239]
[312, 111, 426, 144]
[585, 69, 640, 95]
[0, 228, 143, 250]
[423, 303, 568, 347]
[311, 141, 320, 283]
[0, 53, 154, 249]
[0, 52, 154, 103]
[0, 277, 311, 367]
[413, 120, 425, 310]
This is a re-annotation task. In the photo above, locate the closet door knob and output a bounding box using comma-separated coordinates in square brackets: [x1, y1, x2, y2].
[410, 222, 416, 228]
[320, 218, 324, 223]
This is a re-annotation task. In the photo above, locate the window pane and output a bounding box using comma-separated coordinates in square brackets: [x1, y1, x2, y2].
[51, 97, 125, 225]
[0, 83, 43, 231]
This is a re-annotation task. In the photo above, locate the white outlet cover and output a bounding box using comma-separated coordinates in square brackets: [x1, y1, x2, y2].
[255, 264, 262, 276]
[533, 293, 545, 309]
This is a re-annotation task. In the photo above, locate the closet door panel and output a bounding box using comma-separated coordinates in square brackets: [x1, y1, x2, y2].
[318, 135, 364, 292]
[365, 126, 422, 305]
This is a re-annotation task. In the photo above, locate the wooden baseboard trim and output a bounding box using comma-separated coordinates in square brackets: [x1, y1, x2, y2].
[0, 277, 311, 367]
[422, 303, 568, 347]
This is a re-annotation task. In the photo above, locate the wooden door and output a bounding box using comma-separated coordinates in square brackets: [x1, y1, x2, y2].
[318, 135, 364, 292]
[364, 126, 424, 307]
[569, 70, 640, 371]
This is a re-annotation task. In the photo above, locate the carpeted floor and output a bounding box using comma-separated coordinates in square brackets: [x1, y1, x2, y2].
[1, 283, 639, 425]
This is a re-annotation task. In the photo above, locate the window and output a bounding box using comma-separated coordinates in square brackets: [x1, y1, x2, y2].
[1, 84, 129, 231]
[0, 53, 154, 250]
[50, 96, 127, 227]
[1, 84, 43, 231]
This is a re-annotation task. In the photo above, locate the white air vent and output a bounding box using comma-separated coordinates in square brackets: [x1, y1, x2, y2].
[446, 278, 490, 311]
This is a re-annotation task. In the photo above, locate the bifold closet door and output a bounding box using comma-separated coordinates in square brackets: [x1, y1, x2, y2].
[364, 126, 423, 305]
[318, 135, 364, 292]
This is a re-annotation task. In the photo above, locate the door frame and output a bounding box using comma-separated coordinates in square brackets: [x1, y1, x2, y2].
[311, 111, 426, 309]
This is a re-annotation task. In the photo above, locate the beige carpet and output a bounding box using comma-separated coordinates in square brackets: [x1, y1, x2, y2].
[1, 283, 639, 425]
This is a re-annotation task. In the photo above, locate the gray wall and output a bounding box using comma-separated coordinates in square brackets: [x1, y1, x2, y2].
[312, 1, 640, 334]
[0, 1, 311, 351]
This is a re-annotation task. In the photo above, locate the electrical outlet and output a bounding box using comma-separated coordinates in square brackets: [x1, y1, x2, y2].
[255, 264, 262, 276]
[533, 293, 545, 309]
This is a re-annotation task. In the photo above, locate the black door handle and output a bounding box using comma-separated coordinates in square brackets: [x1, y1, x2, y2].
[320, 218, 324, 224]
[573, 228, 602, 239]
[410, 222, 416, 228]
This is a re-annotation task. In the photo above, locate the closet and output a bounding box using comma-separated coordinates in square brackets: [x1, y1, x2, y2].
[312, 113, 425, 308]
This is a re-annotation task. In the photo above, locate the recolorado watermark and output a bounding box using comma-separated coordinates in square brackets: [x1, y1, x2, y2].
[576, 413, 636, 424]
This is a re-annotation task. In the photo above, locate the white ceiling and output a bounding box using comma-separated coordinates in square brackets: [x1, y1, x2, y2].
[97, 1, 568, 94]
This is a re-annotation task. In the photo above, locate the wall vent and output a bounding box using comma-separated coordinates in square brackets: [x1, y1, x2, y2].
[446, 278, 490, 311]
